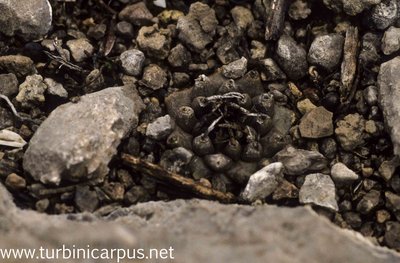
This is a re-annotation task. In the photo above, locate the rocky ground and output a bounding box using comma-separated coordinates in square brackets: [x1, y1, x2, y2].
[2, 0, 400, 257]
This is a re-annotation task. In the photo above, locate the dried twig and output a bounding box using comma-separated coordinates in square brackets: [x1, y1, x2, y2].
[44, 51, 85, 72]
[340, 26, 359, 102]
[0, 94, 42, 125]
[93, 0, 117, 16]
[265, 0, 290, 41]
[121, 153, 236, 203]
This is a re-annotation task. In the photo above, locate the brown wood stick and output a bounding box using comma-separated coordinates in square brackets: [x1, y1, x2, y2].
[121, 153, 236, 203]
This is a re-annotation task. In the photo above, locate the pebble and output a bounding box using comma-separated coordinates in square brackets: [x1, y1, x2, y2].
[140, 64, 167, 90]
[189, 156, 211, 180]
[289, 0, 311, 20]
[0, 0, 52, 40]
[296, 98, 316, 115]
[260, 58, 286, 81]
[363, 86, 378, 106]
[137, 25, 171, 60]
[222, 57, 247, 79]
[275, 34, 308, 80]
[330, 162, 359, 185]
[381, 26, 400, 55]
[251, 41, 266, 60]
[160, 147, 194, 174]
[319, 138, 337, 159]
[204, 154, 233, 172]
[0, 73, 18, 98]
[356, 190, 381, 215]
[87, 24, 106, 40]
[120, 49, 145, 77]
[146, 115, 174, 141]
[335, 113, 366, 151]
[231, 6, 254, 31]
[323, 0, 381, 16]
[359, 33, 381, 65]
[308, 34, 344, 72]
[102, 182, 125, 201]
[124, 186, 150, 205]
[35, 199, 50, 213]
[75, 186, 99, 213]
[275, 146, 328, 175]
[299, 106, 333, 138]
[66, 39, 94, 63]
[385, 191, 400, 220]
[116, 21, 134, 39]
[118, 2, 153, 26]
[5, 173, 26, 190]
[168, 44, 192, 68]
[299, 173, 338, 211]
[44, 78, 68, 98]
[176, 2, 218, 52]
[0, 55, 35, 78]
[378, 56, 400, 157]
[23, 86, 144, 185]
[379, 158, 399, 181]
[384, 221, 400, 249]
[226, 161, 258, 185]
[0, 107, 13, 130]
[241, 162, 284, 203]
[272, 179, 299, 200]
[371, 0, 398, 30]
[16, 74, 47, 108]
[376, 209, 391, 223]
[343, 212, 362, 229]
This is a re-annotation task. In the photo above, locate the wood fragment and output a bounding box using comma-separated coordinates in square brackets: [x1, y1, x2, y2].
[340, 26, 359, 102]
[100, 18, 116, 56]
[121, 153, 236, 203]
[265, 0, 290, 41]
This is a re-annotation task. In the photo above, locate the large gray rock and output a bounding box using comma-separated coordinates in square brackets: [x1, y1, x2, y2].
[23, 86, 145, 185]
[378, 57, 400, 157]
[0, 0, 52, 40]
[0, 184, 399, 263]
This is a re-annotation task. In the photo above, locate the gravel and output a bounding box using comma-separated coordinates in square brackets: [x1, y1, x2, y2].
[299, 173, 338, 211]
[308, 34, 344, 72]
[335, 113, 366, 151]
[120, 49, 145, 77]
[0, 73, 18, 98]
[275, 34, 308, 80]
[381, 26, 400, 55]
[146, 115, 174, 141]
[275, 146, 328, 175]
[330, 162, 359, 185]
[66, 39, 94, 63]
[241, 162, 284, 203]
[299, 106, 333, 138]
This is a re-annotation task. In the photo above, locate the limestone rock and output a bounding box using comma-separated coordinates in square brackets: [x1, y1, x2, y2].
[299, 173, 338, 211]
[0, 0, 52, 40]
[23, 86, 145, 185]
[378, 57, 400, 157]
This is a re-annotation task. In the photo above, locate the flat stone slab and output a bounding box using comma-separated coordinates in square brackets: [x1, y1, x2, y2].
[0, 184, 399, 263]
